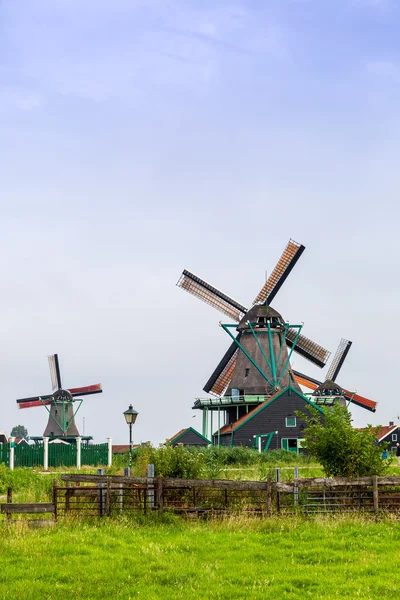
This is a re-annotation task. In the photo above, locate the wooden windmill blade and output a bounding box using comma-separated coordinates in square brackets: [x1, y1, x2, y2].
[17, 396, 52, 409]
[326, 339, 352, 382]
[293, 370, 377, 412]
[177, 270, 247, 322]
[253, 239, 305, 306]
[69, 384, 102, 396]
[203, 339, 240, 395]
[286, 329, 330, 368]
[48, 354, 62, 391]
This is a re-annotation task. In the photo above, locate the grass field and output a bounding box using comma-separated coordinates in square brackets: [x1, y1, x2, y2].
[1, 515, 399, 600]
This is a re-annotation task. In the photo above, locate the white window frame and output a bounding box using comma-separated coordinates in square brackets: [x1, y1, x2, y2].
[285, 416, 296, 428]
[392, 433, 397, 441]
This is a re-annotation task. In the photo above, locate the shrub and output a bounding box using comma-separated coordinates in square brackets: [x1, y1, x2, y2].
[295, 404, 387, 477]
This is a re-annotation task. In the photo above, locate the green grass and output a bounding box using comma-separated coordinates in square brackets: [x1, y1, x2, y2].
[1, 515, 400, 599]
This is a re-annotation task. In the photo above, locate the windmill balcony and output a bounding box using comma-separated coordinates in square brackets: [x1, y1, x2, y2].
[193, 394, 268, 410]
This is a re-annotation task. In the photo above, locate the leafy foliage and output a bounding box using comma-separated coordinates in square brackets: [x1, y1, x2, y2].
[130, 444, 205, 478]
[295, 404, 387, 477]
[10, 425, 29, 440]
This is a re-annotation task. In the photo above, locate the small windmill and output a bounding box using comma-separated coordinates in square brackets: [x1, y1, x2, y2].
[16, 354, 102, 440]
[178, 239, 330, 399]
[294, 338, 377, 412]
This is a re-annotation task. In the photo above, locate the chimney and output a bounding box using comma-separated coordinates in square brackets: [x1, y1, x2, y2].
[389, 421, 394, 426]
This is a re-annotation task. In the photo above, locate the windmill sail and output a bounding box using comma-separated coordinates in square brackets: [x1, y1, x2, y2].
[177, 270, 247, 322]
[286, 329, 330, 368]
[48, 354, 61, 391]
[203, 339, 240, 395]
[326, 339, 352, 382]
[253, 239, 305, 305]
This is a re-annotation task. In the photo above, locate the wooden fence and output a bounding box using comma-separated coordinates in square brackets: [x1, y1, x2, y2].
[49, 474, 400, 518]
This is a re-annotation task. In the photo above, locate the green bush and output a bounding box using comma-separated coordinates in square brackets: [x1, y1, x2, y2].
[295, 404, 388, 477]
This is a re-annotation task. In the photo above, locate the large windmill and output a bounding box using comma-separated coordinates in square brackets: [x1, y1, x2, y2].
[16, 354, 102, 441]
[178, 239, 333, 441]
[294, 338, 376, 412]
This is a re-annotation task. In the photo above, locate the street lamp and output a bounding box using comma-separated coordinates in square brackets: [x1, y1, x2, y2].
[123, 404, 138, 468]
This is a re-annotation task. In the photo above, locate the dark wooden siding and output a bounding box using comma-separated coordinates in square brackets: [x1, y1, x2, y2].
[379, 427, 400, 451]
[171, 430, 209, 447]
[231, 391, 318, 449]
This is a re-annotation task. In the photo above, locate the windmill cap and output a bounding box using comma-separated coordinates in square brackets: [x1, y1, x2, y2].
[313, 379, 344, 395]
[237, 305, 283, 331]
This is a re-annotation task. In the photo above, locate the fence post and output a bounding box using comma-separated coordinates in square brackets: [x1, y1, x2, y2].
[53, 478, 58, 522]
[147, 464, 155, 509]
[9, 438, 15, 471]
[107, 438, 112, 467]
[372, 475, 379, 514]
[43, 437, 49, 471]
[97, 468, 105, 517]
[156, 477, 164, 510]
[267, 476, 272, 516]
[294, 467, 299, 507]
[6, 487, 12, 522]
[76, 437, 81, 470]
[275, 468, 280, 513]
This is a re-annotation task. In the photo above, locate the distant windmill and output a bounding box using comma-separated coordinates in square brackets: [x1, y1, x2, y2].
[16, 354, 102, 439]
[294, 339, 376, 412]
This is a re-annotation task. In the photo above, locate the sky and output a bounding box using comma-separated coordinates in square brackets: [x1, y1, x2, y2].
[1, 0, 400, 444]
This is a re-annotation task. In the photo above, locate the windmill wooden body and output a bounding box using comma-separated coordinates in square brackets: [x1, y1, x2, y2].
[16, 354, 102, 443]
[177, 239, 376, 450]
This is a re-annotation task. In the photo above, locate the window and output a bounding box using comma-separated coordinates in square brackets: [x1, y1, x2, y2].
[393, 434, 398, 441]
[286, 416, 296, 427]
[245, 368, 250, 378]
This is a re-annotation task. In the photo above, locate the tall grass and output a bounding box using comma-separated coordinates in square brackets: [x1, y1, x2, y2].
[2, 515, 400, 599]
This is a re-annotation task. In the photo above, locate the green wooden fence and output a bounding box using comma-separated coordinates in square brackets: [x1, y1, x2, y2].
[0, 443, 10, 465]
[15, 443, 44, 467]
[0, 443, 108, 468]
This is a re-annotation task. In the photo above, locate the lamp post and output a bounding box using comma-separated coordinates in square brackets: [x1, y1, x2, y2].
[123, 404, 138, 468]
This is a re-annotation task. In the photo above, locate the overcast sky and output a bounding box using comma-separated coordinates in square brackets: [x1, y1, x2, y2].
[1, 0, 399, 444]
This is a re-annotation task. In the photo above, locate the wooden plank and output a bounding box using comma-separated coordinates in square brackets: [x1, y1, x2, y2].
[61, 474, 155, 485]
[162, 478, 268, 491]
[1, 503, 55, 514]
[373, 475, 379, 513]
[156, 477, 163, 510]
[6, 487, 12, 522]
[61, 474, 268, 491]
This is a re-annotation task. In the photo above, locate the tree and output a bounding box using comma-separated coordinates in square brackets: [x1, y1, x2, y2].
[10, 425, 29, 440]
[295, 404, 387, 477]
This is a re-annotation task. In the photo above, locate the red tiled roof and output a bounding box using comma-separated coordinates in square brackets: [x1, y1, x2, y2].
[168, 428, 188, 444]
[357, 425, 397, 441]
[112, 444, 139, 454]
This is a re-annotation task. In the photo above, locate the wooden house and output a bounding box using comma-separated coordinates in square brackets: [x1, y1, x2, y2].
[211, 385, 323, 452]
[358, 423, 400, 452]
[168, 427, 211, 447]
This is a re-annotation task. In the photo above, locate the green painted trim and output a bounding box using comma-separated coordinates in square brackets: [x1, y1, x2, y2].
[267, 322, 277, 383]
[275, 323, 289, 380]
[248, 321, 272, 373]
[278, 325, 302, 384]
[170, 427, 211, 445]
[40, 398, 68, 434]
[233, 385, 324, 433]
[221, 323, 274, 387]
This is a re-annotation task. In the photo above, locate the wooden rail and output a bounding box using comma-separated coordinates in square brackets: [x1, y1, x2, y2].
[4, 474, 399, 519]
[1, 486, 56, 522]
